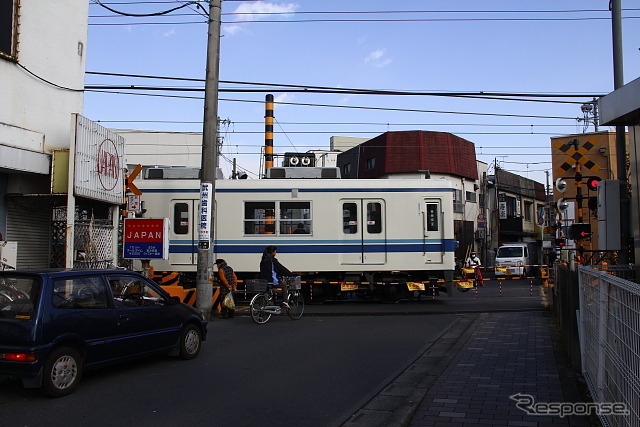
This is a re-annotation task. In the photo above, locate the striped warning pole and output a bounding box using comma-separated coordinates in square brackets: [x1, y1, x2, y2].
[264, 94, 274, 171]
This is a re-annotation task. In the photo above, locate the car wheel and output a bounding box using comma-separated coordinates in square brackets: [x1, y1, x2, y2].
[41, 347, 83, 397]
[179, 324, 202, 360]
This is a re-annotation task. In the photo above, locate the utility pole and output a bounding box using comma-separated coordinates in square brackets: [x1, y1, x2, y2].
[196, 0, 222, 319]
[610, 0, 630, 263]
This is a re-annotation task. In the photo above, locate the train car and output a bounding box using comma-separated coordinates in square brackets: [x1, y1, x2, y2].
[133, 166, 458, 301]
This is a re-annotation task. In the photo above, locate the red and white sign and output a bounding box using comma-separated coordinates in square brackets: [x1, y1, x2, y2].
[73, 115, 125, 204]
[123, 218, 169, 259]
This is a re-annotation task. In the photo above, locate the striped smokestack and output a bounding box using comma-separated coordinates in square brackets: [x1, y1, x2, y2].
[265, 94, 274, 170]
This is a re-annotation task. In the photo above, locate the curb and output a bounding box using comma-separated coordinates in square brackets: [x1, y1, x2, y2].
[340, 313, 486, 427]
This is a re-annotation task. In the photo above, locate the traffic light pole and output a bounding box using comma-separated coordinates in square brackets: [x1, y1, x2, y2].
[610, 0, 630, 263]
[196, 0, 222, 320]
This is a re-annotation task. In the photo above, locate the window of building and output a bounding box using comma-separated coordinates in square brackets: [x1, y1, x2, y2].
[365, 157, 376, 170]
[453, 189, 464, 213]
[505, 195, 517, 218]
[343, 163, 352, 176]
[244, 201, 311, 235]
[0, 1, 19, 59]
[524, 201, 533, 221]
[465, 191, 477, 203]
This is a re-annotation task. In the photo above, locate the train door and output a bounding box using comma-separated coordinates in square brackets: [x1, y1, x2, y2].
[170, 200, 197, 265]
[423, 199, 444, 263]
[340, 199, 386, 265]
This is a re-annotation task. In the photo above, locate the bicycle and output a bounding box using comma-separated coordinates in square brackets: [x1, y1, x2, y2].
[457, 267, 478, 292]
[247, 276, 304, 324]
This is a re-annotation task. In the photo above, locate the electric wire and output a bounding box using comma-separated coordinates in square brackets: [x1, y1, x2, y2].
[84, 71, 605, 100]
[91, 0, 206, 17]
[84, 89, 586, 121]
[15, 62, 84, 92]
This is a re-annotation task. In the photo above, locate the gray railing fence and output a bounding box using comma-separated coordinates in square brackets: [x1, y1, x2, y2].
[578, 265, 640, 427]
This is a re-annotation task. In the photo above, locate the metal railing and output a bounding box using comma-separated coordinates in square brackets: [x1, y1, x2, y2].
[578, 265, 640, 427]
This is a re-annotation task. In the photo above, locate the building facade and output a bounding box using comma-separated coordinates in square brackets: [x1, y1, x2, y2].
[0, 2, 122, 270]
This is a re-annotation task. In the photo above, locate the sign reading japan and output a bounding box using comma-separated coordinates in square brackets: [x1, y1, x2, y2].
[123, 218, 169, 259]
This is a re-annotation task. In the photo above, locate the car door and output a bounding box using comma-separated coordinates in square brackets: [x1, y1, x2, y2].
[49, 275, 119, 365]
[107, 274, 183, 358]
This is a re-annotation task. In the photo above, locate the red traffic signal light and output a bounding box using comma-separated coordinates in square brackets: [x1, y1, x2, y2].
[586, 176, 602, 191]
[555, 238, 566, 247]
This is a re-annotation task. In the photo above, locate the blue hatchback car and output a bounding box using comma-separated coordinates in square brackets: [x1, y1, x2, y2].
[0, 269, 207, 397]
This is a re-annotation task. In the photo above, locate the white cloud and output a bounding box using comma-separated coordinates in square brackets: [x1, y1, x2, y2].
[365, 49, 385, 62]
[163, 28, 176, 37]
[365, 49, 392, 68]
[223, 24, 248, 36]
[233, 2, 299, 21]
[274, 93, 295, 108]
[375, 58, 392, 68]
[224, 2, 298, 37]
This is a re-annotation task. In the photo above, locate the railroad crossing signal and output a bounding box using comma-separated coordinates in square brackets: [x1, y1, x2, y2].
[555, 178, 567, 193]
[126, 164, 142, 195]
[586, 176, 602, 191]
[569, 223, 592, 240]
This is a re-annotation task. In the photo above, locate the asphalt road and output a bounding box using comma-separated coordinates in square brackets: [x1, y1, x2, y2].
[0, 279, 545, 427]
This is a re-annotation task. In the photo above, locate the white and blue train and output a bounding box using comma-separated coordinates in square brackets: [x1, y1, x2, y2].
[132, 166, 458, 301]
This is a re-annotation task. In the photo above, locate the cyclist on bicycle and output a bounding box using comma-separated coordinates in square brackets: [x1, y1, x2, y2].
[259, 245, 293, 308]
[465, 251, 484, 286]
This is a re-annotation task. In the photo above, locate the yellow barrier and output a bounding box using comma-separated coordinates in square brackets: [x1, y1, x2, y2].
[161, 285, 222, 314]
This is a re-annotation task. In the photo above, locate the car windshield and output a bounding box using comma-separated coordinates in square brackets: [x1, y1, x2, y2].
[0, 274, 40, 319]
[496, 247, 524, 258]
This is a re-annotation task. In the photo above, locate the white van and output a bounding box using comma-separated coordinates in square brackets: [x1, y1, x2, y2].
[494, 242, 537, 277]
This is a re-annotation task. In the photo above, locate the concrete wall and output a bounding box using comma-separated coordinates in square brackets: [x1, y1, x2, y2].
[0, 1, 88, 153]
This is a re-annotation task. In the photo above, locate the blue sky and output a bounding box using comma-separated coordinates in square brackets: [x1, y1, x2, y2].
[84, 1, 640, 184]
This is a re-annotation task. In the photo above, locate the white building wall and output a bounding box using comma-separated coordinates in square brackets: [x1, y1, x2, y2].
[0, 1, 88, 153]
[114, 130, 203, 168]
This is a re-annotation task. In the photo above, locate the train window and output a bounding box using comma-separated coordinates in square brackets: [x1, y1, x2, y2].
[244, 202, 276, 235]
[173, 203, 189, 235]
[279, 202, 311, 234]
[425, 203, 439, 231]
[366, 202, 382, 234]
[343, 203, 358, 234]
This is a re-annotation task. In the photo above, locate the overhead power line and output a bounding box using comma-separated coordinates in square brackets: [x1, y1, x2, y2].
[91, 0, 206, 16]
[83, 89, 585, 121]
[85, 71, 605, 99]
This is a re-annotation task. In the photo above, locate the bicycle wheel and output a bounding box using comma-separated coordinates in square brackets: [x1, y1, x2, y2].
[250, 293, 272, 324]
[287, 291, 304, 320]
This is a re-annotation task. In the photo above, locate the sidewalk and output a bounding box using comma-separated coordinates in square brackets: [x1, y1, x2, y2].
[342, 310, 593, 427]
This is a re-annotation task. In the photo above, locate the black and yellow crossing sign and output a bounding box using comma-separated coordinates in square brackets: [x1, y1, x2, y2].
[553, 139, 599, 176]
